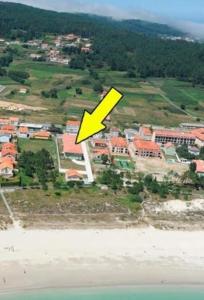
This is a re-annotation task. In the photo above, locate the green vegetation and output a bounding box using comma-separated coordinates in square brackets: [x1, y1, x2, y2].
[19, 149, 56, 189]
[181, 162, 204, 189]
[0, 2, 204, 85]
[176, 145, 195, 160]
[176, 145, 204, 161]
[8, 69, 29, 83]
[18, 138, 58, 166]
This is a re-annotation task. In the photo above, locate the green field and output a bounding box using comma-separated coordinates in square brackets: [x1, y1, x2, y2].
[1, 59, 204, 126]
[151, 78, 204, 119]
[18, 138, 58, 166]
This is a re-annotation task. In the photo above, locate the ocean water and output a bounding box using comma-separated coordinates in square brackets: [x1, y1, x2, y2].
[2, 288, 204, 300]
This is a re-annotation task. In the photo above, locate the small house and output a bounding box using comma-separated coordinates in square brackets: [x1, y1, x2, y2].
[66, 120, 80, 134]
[65, 169, 83, 182]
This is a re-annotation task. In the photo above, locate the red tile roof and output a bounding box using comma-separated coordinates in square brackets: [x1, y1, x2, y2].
[141, 127, 152, 136]
[1, 148, 17, 157]
[191, 128, 204, 142]
[32, 131, 51, 138]
[66, 120, 80, 126]
[134, 139, 160, 151]
[0, 118, 9, 124]
[1, 125, 16, 132]
[110, 137, 128, 148]
[0, 160, 13, 170]
[63, 134, 83, 154]
[0, 156, 15, 165]
[19, 127, 29, 134]
[93, 148, 109, 156]
[92, 139, 107, 146]
[2, 143, 16, 150]
[194, 160, 204, 173]
[154, 129, 195, 139]
[9, 117, 19, 122]
[66, 169, 82, 178]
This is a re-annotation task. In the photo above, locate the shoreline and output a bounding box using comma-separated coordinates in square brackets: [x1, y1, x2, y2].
[1, 227, 204, 293]
[2, 283, 204, 297]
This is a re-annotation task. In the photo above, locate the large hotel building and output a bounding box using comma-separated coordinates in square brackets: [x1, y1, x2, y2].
[152, 130, 196, 145]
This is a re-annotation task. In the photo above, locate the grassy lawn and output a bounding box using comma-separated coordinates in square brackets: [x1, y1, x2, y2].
[18, 138, 58, 166]
[60, 158, 85, 171]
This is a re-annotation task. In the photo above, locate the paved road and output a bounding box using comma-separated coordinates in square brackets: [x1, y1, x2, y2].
[81, 141, 94, 184]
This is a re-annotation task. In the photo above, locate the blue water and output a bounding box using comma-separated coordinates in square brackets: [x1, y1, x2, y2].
[2, 288, 204, 300]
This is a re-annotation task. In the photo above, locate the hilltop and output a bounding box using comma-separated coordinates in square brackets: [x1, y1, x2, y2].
[0, 2, 185, 39]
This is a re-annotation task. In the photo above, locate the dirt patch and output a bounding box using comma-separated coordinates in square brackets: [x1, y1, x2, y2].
[0, 100, 47, 111]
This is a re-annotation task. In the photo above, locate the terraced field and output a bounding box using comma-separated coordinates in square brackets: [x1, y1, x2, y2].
[1, 59, 204, 127]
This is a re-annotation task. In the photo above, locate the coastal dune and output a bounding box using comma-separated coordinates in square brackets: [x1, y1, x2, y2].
[1, 227, 204, 293]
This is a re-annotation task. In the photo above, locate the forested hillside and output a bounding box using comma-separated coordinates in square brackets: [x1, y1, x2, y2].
[0, 2, 204, 84]
[119, 19, 184, 37]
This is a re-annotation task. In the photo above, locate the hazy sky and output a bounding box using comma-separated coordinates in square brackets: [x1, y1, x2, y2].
[2, 0, 204, 37]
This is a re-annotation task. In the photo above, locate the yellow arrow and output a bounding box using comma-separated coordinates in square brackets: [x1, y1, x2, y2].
[76, 87, 123, 144]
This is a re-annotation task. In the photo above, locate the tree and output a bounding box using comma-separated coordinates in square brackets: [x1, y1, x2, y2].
[190, 162, 196, 173]
[19, 149, 55, 188]
[98, 169, 123, 191]
[101, 154, 109, 165]
[76, 87, 82, 95]
[128, 181, 144, 195]
[93, 82, 103, 93]
[199, 147, 204, 160]
[180, 104, 186, 110]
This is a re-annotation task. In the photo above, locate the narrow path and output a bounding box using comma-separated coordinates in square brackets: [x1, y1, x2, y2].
[81, 141, 94, 184]
[0, 190, 21, 230]
[159, 91, 195, 119]
[54, 135, 68, 173]
[149, 79, 202, 121]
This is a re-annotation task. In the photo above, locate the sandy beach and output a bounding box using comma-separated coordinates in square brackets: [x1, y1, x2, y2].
[1, 226, 204, 293]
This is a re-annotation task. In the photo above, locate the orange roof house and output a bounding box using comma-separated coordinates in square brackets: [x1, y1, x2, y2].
[191, 128, 204, 147]
[0, 117, 19, 126]
[66, 120, 80, 127]
[32, 131, 51, 140]
[1, 125, 16, 134]
[193, 160, 204, 176]
[2, 142, 16, 150]
[132, 140, 161, 158]
[9, 117, 19, 125]
[91, 138, 108, 148]
[18, 126, 29, 138]
[0, 157, 14, 177]
[139, 126, 153, 140]
[19, 127, 29, 134]
[65, 169, 83, 182]
[66, 120, 80, 134]
[93, 148, 110, 163]
[62, 134, 84, 160]
[0, 156, 16, 165]
[1, 143, 17, 158]
[109, 137, 129, 156]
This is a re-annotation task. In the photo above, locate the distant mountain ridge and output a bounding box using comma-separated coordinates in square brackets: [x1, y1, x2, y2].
[0, 1, 185, 39]
[0, 1, 204, 86]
